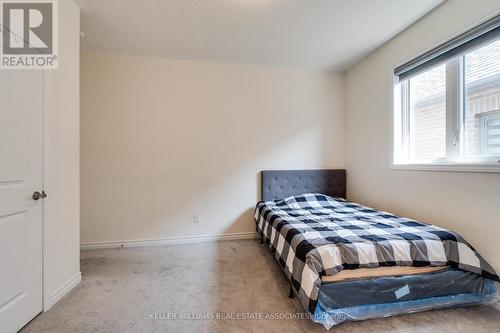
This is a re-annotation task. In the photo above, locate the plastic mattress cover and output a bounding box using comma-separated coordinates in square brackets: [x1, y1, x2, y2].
[312, 271, 498, 329]
[317, 269, 486, 308]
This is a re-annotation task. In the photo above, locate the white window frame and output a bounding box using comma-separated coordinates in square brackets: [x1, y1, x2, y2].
[391, 42, 500, 173]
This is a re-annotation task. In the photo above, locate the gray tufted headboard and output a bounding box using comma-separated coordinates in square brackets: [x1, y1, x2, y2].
[261, 169, 346, 201]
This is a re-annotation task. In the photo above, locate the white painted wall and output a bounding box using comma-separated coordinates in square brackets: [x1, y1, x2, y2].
[345, 0, 500, 272]
[43, 0, 81, 310]
[80, 53, 344, 244]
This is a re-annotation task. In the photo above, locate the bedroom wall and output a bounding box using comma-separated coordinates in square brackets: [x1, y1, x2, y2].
[345, 0, 500, 272]
[80, 52, 344, 244]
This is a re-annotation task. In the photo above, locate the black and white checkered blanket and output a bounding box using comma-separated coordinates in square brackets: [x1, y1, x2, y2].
[254, 193, 499, 313]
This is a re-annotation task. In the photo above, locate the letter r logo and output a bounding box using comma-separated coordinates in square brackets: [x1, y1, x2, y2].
[2, 2, 53, 54]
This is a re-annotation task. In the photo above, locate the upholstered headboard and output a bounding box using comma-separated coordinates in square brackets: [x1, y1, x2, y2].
[261, 169, 346, 201]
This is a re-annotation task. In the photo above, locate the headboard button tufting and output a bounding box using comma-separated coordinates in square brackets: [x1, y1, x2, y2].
[261, 170, 346, 201]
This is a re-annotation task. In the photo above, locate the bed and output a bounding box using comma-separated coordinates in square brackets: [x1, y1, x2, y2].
[254, 169, 499, 329]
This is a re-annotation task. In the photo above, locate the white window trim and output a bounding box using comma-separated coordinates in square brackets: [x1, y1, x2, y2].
[390, 163, 500, 173]
[390, 71, 500, 173]
[389, 15, 500, 173]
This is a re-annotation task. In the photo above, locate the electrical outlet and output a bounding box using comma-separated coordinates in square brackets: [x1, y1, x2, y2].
[192, 214, 200, 224]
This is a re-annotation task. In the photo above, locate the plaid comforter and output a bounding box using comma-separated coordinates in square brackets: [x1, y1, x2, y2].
[254, 193, 499, 313]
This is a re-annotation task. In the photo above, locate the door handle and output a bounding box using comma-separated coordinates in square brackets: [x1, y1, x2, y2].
[33, 191, 47, 201]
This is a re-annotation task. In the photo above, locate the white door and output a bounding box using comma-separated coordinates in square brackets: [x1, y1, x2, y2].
[0, 70, 44, 332]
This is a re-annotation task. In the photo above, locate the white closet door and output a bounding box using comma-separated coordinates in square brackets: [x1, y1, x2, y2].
[0, 70, 44, 333]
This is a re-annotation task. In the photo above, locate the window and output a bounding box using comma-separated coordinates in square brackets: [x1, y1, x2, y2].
[408, 64, 447, 161]
[464, 40, 500, 158]
[393, 15, 500, 170]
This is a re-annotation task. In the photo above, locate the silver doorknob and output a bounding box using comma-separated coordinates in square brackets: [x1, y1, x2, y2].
[33, 191, 47, 201]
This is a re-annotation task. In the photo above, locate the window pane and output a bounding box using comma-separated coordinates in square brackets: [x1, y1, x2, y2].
[463, 38, 500, 158]
[409, 64, 447, 161]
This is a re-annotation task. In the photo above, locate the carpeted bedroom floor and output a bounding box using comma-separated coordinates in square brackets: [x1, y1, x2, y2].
[22, 239, 500, 333]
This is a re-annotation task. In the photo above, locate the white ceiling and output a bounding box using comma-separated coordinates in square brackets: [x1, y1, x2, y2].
[75, 0, 444, 70]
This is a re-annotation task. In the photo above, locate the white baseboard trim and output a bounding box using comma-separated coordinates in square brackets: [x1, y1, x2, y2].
[80, 231, 259, 250]
[44, 272, 82, 311]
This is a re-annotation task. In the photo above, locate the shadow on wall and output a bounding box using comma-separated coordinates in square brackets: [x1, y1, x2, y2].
[80, 53, 344, 243]
[224, 208, 256, 235]
[216, 172, 262, 235]
[97, 128, 331, 240]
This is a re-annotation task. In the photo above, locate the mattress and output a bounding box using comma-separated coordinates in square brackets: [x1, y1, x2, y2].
[318, 268, 488, 309]
[321, 266, 446, 282]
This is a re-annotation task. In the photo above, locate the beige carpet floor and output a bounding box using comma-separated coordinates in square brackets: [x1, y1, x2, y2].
[22, 239, 500, 333]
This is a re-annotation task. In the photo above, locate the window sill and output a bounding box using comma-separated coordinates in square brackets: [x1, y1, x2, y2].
[390, 163, 500, 173]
